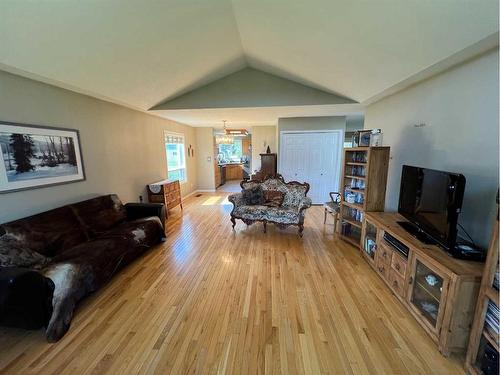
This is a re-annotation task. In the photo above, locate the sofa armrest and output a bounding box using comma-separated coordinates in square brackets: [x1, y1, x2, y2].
[228, 193, 246, 208]
[125, 203, 166, 230]
[297, 197, 312, 212]
[0, 267, 54, 329]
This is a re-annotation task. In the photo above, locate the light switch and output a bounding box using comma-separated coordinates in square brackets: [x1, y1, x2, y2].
[207, 156, 212, 162]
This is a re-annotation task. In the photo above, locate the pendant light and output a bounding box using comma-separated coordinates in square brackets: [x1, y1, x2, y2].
[216, 120, 234, 144]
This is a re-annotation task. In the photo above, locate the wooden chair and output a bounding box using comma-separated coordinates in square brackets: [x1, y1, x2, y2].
[323, 192, 341, 233]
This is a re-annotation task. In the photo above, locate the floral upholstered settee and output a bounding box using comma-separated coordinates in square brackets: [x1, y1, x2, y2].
[228, 175, 312, 236]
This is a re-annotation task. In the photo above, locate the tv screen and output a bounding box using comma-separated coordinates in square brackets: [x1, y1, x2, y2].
[398, 165, 465, 250]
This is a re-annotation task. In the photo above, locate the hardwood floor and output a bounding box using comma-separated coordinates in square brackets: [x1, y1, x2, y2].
[216, 180, 242, 193]
[0, 193, 466, 374]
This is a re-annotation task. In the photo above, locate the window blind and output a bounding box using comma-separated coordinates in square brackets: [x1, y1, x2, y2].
[165, 134, 184, 144]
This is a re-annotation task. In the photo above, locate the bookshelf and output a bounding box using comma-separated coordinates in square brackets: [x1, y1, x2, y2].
[339, 147, 390, 247]
[465, 200, 499, 375]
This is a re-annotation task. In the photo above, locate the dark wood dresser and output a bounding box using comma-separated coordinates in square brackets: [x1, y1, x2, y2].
[252, 153, 277, 181]
[147, 179, 183, 213]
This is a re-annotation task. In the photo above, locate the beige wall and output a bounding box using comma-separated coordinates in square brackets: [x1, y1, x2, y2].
[0, 70, 197, 224]
[346, 115, 364, 132]
[251, 126, 277, 172]
[155, 67, 354, 110]
[195, 127, 216, 191]
[277, 116, 346, 133]
[365, 49, 499, 247]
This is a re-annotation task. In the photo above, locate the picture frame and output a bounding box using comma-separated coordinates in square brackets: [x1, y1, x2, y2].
[358, 130, 372, 147]
[0, 121, 85, 193]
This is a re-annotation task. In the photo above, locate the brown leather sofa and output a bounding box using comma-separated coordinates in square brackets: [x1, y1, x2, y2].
[0, 194, 165, 342]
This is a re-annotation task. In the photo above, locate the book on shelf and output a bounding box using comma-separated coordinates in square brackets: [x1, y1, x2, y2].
[484, 300, 499, 340]
[493, 264, 499, 290]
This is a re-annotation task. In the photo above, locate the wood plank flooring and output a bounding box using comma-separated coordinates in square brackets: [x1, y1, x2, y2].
[0, 193, 466, 374]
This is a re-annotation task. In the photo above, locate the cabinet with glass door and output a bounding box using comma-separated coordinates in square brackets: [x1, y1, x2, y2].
[407, 255, 450, 337]
[361, 218, 378, 265]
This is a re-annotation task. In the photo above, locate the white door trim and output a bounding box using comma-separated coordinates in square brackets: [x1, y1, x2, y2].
[279, 129, 344, 202]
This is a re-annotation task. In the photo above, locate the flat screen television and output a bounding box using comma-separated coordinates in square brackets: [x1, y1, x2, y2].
[398, 165, 466, 255]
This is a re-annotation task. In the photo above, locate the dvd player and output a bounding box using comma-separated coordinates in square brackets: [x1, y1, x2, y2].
[383, 232, 409, 258]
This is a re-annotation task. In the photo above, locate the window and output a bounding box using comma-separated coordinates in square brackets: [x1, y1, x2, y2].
[165, 132, 186, 182]
[218, 139, 242, 162]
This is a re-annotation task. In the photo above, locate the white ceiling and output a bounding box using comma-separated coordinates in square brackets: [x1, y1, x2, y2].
[233, 0, 499, 102]
[0, 0, 498, 126]
[0, 0, 245, 112]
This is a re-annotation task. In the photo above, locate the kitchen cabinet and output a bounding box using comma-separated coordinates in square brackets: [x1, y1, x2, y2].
[225, 164, 244, 180]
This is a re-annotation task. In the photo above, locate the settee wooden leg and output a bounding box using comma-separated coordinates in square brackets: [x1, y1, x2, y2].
[263, 222, 267, 233]
[298, 224, 304, 237]
[231, 216, 236, 230]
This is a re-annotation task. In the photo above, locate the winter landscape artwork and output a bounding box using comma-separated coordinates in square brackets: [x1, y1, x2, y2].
[0, 122, 85, 193]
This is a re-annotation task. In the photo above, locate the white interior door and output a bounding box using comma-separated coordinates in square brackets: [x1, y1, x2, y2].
[279, 131, 342, 204]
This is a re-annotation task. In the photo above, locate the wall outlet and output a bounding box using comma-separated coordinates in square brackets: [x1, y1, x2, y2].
[207, 156, 212, 162]
[139, 195, 143, 203]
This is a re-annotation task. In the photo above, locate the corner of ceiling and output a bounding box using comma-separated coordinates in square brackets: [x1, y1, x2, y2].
[362, 32, 499, 106]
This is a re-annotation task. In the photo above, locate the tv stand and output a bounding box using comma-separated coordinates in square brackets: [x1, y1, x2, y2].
[397, 221, 437, 245]
[361, 212, 483, 357]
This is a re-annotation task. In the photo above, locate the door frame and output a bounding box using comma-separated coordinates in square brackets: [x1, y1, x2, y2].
[278, 129, 344, 200]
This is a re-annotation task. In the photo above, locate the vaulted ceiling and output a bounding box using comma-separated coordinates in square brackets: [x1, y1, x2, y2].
[0, 0, 498, 126]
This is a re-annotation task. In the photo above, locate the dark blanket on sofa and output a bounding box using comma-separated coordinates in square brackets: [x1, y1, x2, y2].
[0, 194, 165, 342]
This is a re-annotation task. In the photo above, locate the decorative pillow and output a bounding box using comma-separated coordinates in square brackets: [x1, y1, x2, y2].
[0, 234, 51, 269]
[241, 185, 265, 205]
[263, 190, 285, 207]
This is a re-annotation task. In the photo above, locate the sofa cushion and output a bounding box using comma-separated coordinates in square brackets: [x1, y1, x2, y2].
[282, 185, 308, 207]
[0, 234, 50, 268]
[70, 194, 127, 237]
[50, 237, 132, 283]
[263, 206, 299, 224]
[242, 177, 308, 207]
[263, 190, 285, 207]
[233, 205, 269, 220]
[51, 218, 163, 281]
[233, 205, 299, 224]
[100, 217, 164, 248]
[241, 185, 265, 205]
[0, 206, 87, 257]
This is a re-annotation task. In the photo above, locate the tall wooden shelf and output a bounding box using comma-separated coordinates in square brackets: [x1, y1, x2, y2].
[339, 146, 390, 247]
[465, 202, 499, 375]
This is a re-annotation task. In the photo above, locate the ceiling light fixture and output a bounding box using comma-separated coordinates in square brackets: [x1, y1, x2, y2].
[226, 129, 248, 136]
[215, 120, 234, 144]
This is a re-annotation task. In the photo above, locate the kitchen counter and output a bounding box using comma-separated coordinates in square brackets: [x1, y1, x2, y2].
[219, 163, 251, 180]
[218, 162, 244, 166]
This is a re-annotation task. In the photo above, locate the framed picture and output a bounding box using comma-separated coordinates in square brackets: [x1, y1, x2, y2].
[358, 130, 372, 147]
[0, 121, 85, 193]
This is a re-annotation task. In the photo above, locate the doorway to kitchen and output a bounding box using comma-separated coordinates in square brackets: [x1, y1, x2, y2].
[215, 131, 251, 190]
